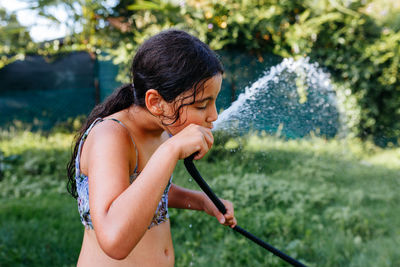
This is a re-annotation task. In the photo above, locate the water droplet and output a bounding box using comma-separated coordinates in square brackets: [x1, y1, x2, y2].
[187, 204, 191, 208]
[189, 224, 192, 228]
[188, 178, 192, 182]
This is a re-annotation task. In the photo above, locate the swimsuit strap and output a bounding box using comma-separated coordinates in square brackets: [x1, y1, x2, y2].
[75, 117, 139, 177]
[105, 118, 139, 173]
[75, 118, 103, 177]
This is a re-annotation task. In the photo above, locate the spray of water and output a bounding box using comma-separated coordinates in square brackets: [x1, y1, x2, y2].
[213, 57, 340, 138]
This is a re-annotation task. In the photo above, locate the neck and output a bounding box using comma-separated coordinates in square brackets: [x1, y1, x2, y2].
[111, 105, 166, 140]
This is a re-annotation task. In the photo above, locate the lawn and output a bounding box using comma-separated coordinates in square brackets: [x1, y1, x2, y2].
[0, 131, 399, 266]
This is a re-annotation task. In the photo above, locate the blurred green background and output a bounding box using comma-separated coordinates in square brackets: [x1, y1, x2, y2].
[0, 0, 399, 266]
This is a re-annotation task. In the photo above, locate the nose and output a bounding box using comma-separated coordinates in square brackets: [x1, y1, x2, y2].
[207, 103, 218, 123]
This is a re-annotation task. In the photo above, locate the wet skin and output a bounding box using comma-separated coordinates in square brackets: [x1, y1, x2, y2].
[77, 74, 236, 266]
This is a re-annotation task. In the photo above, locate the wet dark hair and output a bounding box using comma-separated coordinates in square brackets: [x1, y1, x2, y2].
[67, 29, 224, 198]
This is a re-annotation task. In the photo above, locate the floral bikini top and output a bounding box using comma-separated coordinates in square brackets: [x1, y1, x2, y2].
[75, 118, 172, 230]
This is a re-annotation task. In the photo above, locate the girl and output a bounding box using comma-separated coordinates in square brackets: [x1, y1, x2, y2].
[66, 29, 237, 266]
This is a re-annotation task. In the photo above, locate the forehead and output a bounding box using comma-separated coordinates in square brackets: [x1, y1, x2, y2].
[197, 73, 222, 98]
[175, 73, 222, 103]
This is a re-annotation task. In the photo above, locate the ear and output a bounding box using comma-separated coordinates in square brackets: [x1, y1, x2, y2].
[145, 89, 166, 116]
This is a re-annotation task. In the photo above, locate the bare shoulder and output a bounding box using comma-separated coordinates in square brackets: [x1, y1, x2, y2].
[86, 120, 133, 152]
[93, 119, 132, 140]
[80, 120, 135, 175]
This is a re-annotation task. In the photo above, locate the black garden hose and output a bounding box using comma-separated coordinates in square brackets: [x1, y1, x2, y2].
[184, 155, 307, 267]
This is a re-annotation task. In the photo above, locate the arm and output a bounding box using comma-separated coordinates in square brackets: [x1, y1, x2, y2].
[88, 124, 177, 260]
[168, 183, 206, 210]
[168, 183, 238, 228]
[86, 123, 213, 260]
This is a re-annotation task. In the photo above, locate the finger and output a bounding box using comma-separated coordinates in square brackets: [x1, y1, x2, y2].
[225, 215, 235, 224]
[196, 126, 213, 148]
[230, 218, 237, 228]
[223, 208, 233, 218]
[202, 128, 214, 149]
[194, 129, 212, 160]
[193, 131, 207, 160]
[193, 144, 203, 160]
[225, 219, 235, 228]
[201, 128, 213, 147]
[222, 203, 236, 227]
[194, 147, 206, 160]
[216, 213, 226, 224]
[222, 200, 234, 216]
[224, 214, 233, 221]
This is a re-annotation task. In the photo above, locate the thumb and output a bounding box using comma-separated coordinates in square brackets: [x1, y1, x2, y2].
[216, 213, 225, 224]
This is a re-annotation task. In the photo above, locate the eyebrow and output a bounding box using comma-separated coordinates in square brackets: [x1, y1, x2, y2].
[195, 96, 214, 103]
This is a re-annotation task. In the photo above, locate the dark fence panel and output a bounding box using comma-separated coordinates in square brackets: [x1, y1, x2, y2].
[98, 55, 122, 102]
[0, 50, 280, 130]
[0, 50, 338, 137]
[0, 52, 95, 130]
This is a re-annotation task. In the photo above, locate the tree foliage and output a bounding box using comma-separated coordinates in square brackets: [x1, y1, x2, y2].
[94, 0, 400, 143]
[0, 8, 33, 68]
[2, 0, 399, 143]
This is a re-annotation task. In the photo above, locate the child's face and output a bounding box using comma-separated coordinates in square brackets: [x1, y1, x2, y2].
[166, 73, 222, 135]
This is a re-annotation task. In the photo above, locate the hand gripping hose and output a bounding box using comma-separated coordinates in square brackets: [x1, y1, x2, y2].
[184, 155, 307, 267]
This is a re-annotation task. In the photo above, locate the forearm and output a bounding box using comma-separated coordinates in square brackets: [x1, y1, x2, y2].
[168, 183, 237, 228]
[93, 142, 178, 259]
[168, 183, 206, 211]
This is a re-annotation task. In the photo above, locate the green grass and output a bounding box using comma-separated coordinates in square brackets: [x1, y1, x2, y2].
[0, 193, 82, 267]
[0, 131, 399, 266]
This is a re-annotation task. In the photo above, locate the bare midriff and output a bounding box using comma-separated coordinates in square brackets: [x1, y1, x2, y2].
[77, 220, 174, 267]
